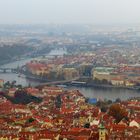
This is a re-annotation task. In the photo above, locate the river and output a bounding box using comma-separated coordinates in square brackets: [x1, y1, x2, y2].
[0, 49, 140, 100]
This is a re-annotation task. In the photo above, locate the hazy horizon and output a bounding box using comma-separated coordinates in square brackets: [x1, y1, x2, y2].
[0, 0, 140, 25]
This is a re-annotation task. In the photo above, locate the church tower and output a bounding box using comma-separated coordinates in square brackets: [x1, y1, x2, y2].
[98, 123, 107, 140]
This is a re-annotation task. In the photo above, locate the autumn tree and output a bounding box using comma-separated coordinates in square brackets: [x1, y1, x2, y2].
[108, 104, 128, 123]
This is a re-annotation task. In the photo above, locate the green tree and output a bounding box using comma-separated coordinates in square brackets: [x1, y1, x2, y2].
[84, 123, 90, 128]
[4, 81, 11, 88]
[27, 118, 35, 123]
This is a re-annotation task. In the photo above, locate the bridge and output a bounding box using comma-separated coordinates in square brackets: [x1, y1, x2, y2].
[35, 78, 80, 87]
[0, 68, 18, 73]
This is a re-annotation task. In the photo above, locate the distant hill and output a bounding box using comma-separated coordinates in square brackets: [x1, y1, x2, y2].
[0, 44, 33, 65]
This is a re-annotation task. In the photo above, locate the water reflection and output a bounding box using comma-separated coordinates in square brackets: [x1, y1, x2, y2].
[68, 86, 140, 101]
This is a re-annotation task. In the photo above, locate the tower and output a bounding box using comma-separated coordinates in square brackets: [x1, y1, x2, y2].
[98, 123, 107, 140]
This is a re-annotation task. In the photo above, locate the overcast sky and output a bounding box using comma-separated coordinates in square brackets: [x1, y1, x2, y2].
[0, 0, 139, 25]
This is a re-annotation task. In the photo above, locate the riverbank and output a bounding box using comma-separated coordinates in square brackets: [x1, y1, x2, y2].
[66, 82, 140, 91]
[24, 74, 140, 91]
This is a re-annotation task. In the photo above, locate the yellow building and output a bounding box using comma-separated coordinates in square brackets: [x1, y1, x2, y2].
[33, 67, 50, 76]
[98, 123, 108, 140]
[93, 72, 110, 81]
[93, 67, 114, 82]
[63, 68, 79, 80]
[111, 78, 124, 86]
[125, 80, 135, 87]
